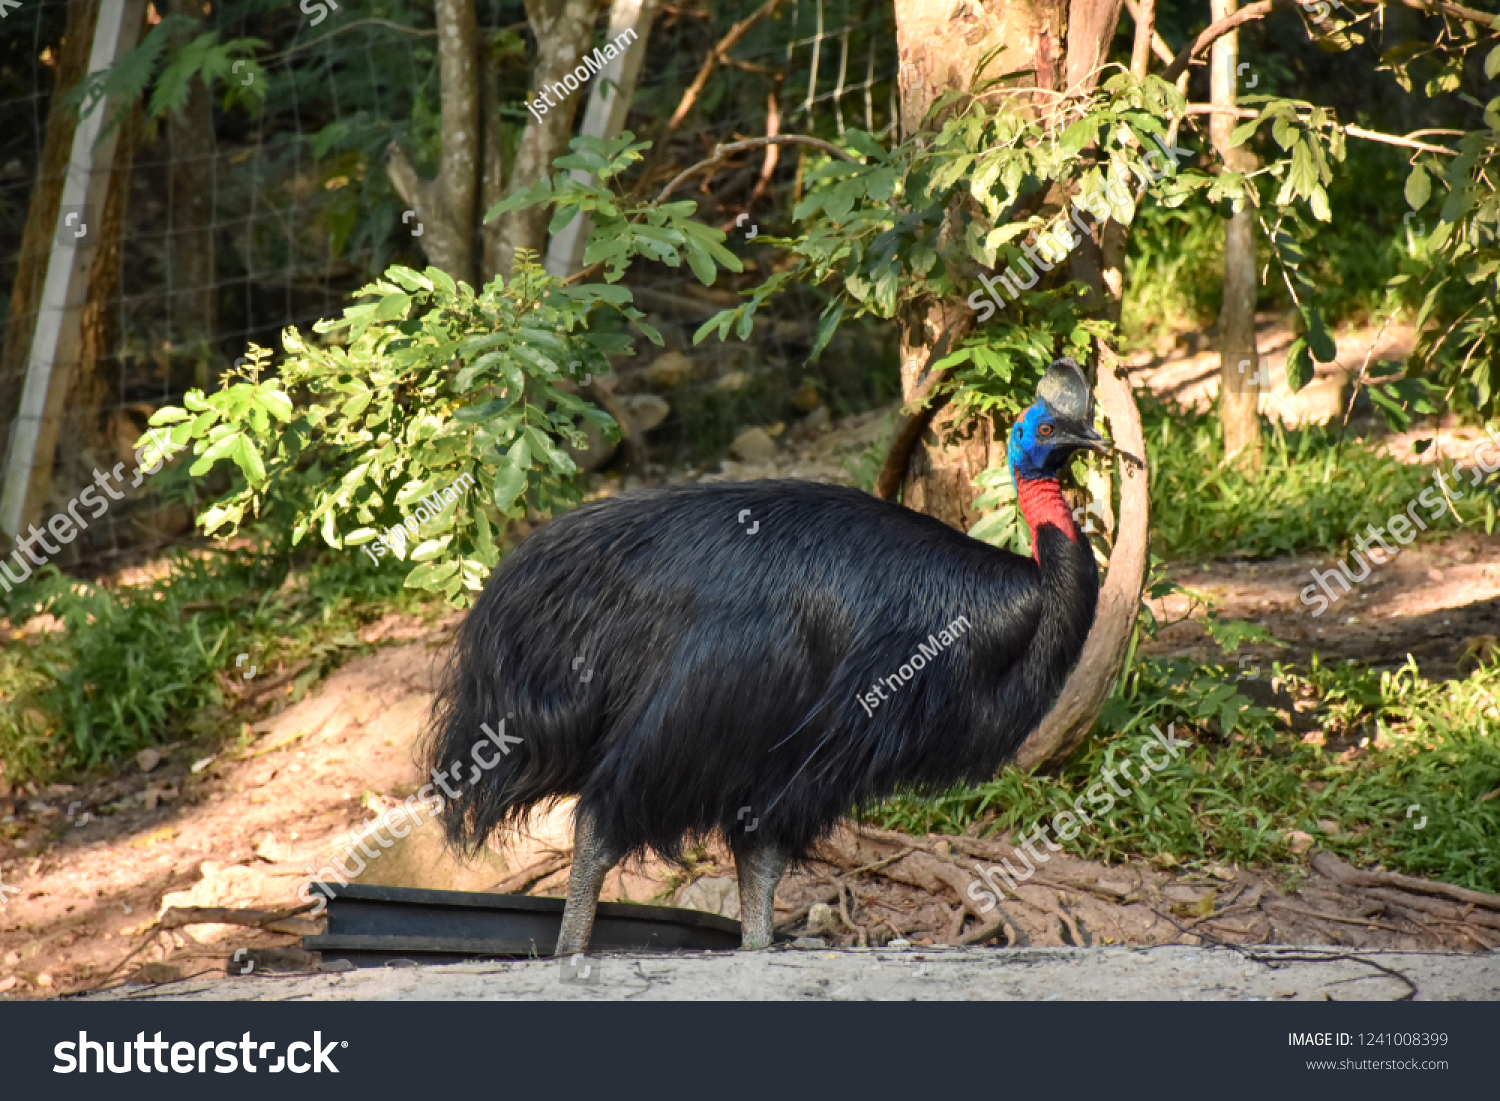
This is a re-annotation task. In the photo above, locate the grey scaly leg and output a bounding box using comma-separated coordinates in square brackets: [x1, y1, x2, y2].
[735, 846, 788, 950]
[555, 805, 620, 956]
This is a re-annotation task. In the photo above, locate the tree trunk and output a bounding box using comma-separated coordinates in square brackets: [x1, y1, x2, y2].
[543, 0, 660, 277]
[888, 0, 1149, 772]
[492, 0, 609, 278]
[386, 0, 482, 284]
[1211, 0, 1261, 470]
[0, 0, 99, 494]
[0, 0, 144, 548]
[891, 0, 1120, 527]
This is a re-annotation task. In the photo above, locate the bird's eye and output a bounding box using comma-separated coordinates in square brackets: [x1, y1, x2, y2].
[1038, 424, 1053, 437]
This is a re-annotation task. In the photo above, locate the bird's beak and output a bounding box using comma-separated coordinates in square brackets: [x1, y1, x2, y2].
[1059, 424, 1112, 454]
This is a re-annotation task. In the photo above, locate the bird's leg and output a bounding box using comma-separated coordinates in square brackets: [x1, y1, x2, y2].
[555, 805, 620, 957]
[735, 845, 788, 950]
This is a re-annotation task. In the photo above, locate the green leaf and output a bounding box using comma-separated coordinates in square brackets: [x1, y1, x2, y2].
[810, 297, 846, 363]
[1308, 186, 1331, 223]
[320, 507, 340, 549]
[1286, 338, 1314, 392]
[841, 129, 885, 159]
[1405, 165, 1431, 211]
[373, 292, 411, 321]
[199, 503, 241, 535]
[1058, 118, 1096, 159]
[404, 559, 461, 590]
[189, 431, 241, 476]
[491, 465, 527, 511]
[1272, 116, 1298, 152]
[410, 537, 452, 562]
[230, 436, 267, 483]
[257, 387, 295, 423]
[1302, 307, 1337, 363]
[683, 240, 717, 284]
[1228, 117, 1263, 148]
[1289, 142, 1318, 199]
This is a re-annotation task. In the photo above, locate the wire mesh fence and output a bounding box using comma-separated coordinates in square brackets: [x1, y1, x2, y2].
[0, 0, 899, 586]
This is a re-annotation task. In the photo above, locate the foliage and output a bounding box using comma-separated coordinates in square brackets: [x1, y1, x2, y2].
[147, 259, 625, 602]
[691, 73, 1217, 400]
[867, 651, 1500, 893]
[142, 134, 760, 603]
[489, 135, 743, 285]
[1407, 122, 1500, 413]
[68, 13, 265, 135]
[0, 546, 428, 781]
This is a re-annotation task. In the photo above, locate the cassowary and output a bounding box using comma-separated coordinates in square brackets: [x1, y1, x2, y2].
[423, 357, 1109, 952]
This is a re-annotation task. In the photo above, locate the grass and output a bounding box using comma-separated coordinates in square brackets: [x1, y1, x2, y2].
[1121, 201, 1225, 351]
[866, 651, 1500, 894]
[1145, 400, 1467, 561]
[0, 543, 440, 783]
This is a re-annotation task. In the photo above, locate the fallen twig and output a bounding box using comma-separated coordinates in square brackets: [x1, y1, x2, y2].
[160, 903, 321, 937]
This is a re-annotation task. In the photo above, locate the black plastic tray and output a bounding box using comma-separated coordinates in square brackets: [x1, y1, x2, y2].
[302, 882, 742, 967]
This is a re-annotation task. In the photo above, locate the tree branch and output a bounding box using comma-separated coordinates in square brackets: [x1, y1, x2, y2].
[872, 314, 974, 501]
[1384, 0, 1500, 26]
[1346, 123, 1460, 156]
[1185, 105, 1461, 154]
[1161, 0, 1276, 83]
[1129, 0, 1159, 77]
[1164, 0, 1496, 86]
[653, 135, 858, 203]
[667, 0, 788, 130]
[1124, 0, 1176, 66]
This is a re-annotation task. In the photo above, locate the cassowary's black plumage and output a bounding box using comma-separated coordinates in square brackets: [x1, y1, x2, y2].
[422, 358, 1107, 950]
[428, 479, 1096, 857]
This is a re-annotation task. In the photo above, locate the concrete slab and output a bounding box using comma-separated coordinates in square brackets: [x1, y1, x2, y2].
[84, 945, 1500, 1001]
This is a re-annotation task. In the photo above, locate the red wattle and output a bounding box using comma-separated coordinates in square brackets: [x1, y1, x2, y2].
[1015, 476, 1079, 559]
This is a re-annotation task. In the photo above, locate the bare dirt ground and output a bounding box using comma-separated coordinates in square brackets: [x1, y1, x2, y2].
[5, 319, 1500, 999]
